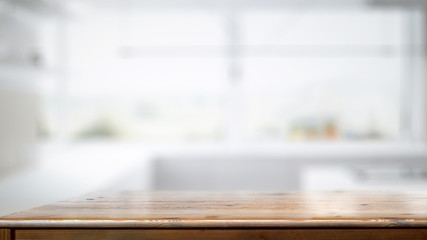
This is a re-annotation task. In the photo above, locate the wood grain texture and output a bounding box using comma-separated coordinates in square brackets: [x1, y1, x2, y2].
[2, 191, 427, 228]
[0, 229, 11, 240]
[15, 229, 427, 240]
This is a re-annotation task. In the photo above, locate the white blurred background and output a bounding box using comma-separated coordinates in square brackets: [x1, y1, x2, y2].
[1, 0, 427, 215]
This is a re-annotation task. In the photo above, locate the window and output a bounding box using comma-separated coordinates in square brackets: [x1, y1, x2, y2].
[239, 9, 404, 141]
[38, 3, 424, 144]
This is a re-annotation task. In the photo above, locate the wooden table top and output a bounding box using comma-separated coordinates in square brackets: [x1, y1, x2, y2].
[1, 191, 427, 229]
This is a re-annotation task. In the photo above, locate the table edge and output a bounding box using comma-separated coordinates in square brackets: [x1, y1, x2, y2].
[1, 219, 427, 228]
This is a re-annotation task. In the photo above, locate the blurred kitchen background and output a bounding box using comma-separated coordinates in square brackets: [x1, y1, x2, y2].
[1, 0, 427, 215]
